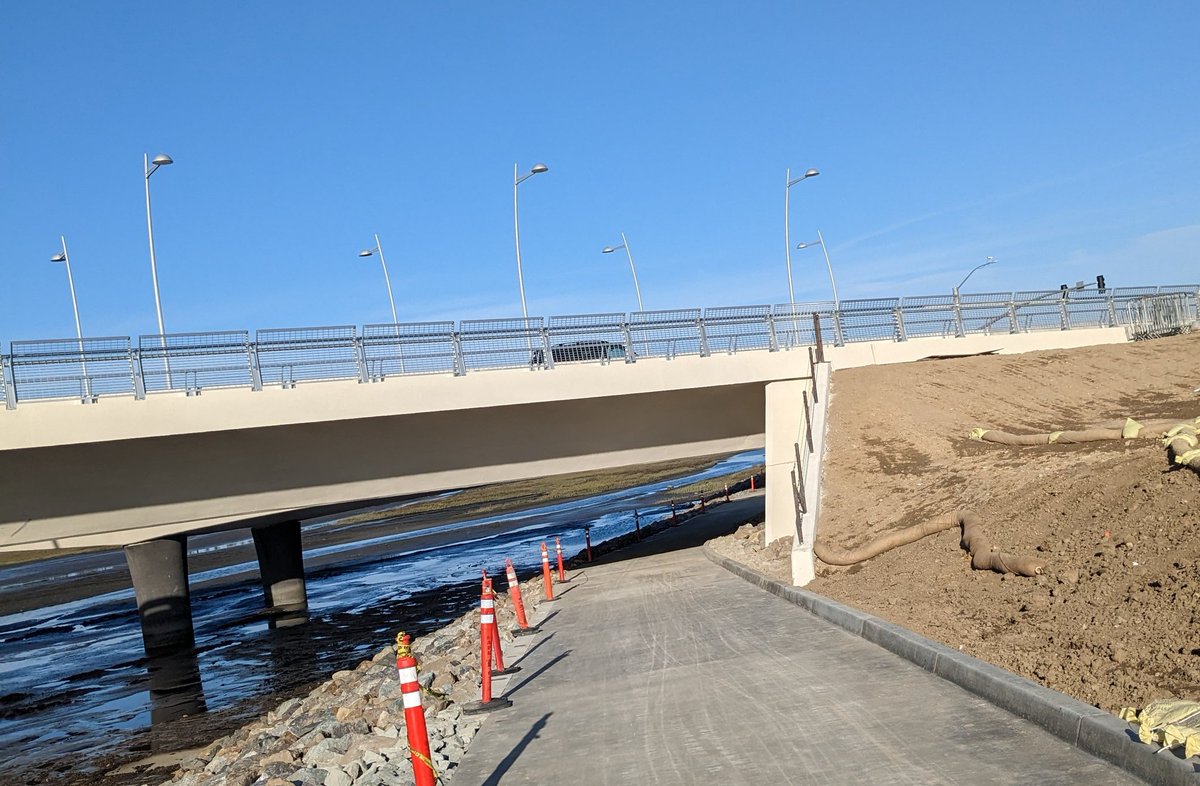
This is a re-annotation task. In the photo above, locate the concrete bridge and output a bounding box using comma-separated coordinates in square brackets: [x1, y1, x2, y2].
[0, 309, 1136, 653]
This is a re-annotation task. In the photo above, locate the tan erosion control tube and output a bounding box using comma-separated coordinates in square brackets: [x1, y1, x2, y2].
[970, 415, 1200, 474]
[968, 417, 1186, 445]
[814, 512, 1045, 577]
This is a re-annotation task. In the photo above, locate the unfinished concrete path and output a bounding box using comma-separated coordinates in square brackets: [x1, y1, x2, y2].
[452, 497, 1141, 785]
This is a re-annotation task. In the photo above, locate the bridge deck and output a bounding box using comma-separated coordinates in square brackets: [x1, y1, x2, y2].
[452, 498, 1139, 785]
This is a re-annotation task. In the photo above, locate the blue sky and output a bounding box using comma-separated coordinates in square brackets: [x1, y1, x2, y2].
[2, 2, 1197, 342]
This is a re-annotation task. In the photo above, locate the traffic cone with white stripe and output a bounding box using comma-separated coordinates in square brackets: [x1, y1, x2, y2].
[540, 542, 557, 601]
[554, 536, 567, 582]
[484, 577, 520, 676]
[505, 558, 538, 636]
[395, 633, 436, 786]
[463, 583, 514, 714]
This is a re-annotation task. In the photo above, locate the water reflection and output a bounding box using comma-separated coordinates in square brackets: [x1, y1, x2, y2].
[147, 649, 206, 726]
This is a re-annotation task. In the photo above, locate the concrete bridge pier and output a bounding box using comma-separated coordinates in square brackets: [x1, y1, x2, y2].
[124, 535, 195, 653]
[252, 520, 308, 614]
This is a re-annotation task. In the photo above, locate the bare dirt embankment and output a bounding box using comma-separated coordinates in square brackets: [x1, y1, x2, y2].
[724, 332, 1200, 714]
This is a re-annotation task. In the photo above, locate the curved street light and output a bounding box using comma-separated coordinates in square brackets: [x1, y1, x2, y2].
[954, 256, 997, 296]
[784, 167, 819, 309]
[357, 233, 399, 324]
[144, 152, 174, 387]
[601, 231, 644, 312]
[795, 229, 840, 310]
[50, 235, 91, 399]
[513, 162, 549, 321]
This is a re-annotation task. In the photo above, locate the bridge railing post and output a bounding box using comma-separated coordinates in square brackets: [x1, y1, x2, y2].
[131, 348, 147, 400]
[451, 331, 466, 376]
[539, 327, 555, 370]
[766, 313, 779, 352]
[812, 312, 824, 363]
[2, 354, 16, 410]
[248, 341, 263, 391]
[892, 306, 907, 342]
[831, 309, 846, 347]
[1007, 299, 1020, 334]
[353, 335, 369, 383]
[1106, 294, 1118, 327]
[1058, 297, 1072, 331]
[697, 317, 710, 358]
[952, 291, 966, 337]
[621, 321, 635, 362]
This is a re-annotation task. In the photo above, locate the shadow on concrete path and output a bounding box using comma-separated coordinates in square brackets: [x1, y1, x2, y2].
[579, 495, 764, 570]
[481, 712, 551, 786]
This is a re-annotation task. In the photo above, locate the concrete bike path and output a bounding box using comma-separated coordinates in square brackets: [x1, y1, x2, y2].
[453, 498, 1141, 785]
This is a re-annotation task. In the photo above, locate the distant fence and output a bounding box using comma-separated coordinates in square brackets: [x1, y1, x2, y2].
[2, 284, 1195, 409]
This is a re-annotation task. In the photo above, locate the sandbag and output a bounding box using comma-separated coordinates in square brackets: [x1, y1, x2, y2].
[1119, 699, 1200, 759]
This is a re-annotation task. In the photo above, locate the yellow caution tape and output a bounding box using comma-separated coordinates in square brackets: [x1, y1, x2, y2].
[1121, 418, 1142, 439]
[1176, 448, 1200, 466]
[968, 428, 990, 441]
[410, 747, 439, 777]
[1047, 431, 1063, 444]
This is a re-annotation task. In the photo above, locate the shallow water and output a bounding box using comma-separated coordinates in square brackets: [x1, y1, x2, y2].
[0, 451, 762, 783]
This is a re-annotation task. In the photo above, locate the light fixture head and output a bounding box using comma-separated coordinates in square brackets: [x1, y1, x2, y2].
[530, 163, 549, 174]
[602, 246, 617, 254]
[804, 168, 819, 178]
[796, 240, 820, 249]
[51, 252, 67, 262]
[358, 249, 374, 258]
[151, 154, 174, 167]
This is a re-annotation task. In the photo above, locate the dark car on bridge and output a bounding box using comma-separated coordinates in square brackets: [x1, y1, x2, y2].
[531, 339, 627, 367]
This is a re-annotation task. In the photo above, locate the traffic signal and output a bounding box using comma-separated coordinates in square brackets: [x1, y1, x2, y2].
[1097, 274, 1106, 293]
[1060, 284, 1069, 299]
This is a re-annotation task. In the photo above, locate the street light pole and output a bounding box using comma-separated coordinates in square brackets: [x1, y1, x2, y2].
[954, 256, 997, 298]
[796, 231, 840, 310]
[358, 233, 398, 323]
[144, 152, 174, 387]
[513, 162, 549, 321]
[784, 166, 819, 309]
[51, 235, 90, 399]
[601, 231, 644, 312]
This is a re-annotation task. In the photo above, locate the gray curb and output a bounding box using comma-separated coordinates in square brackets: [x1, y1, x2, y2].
[704, 546, 1200, 785]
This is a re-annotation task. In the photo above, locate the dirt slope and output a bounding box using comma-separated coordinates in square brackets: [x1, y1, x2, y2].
[807, 331, 1200, 712]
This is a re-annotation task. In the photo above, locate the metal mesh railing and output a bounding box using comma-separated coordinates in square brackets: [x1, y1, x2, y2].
[837, 298, 900, 343]
[2, 284, 1197, 409]
[544, 313, 628, 365]
[10, 336, 134, 402]
[138, 331, 253, 393]
[899, 294, 959, 338]
[1010, 291, 1067, 331]
[701, 305, 773, 354]
[256, 326, 360, 386]
[771, 303, 832, 349]
[627, 309, 703, 359]
[960, 293, 1016, 335]
[362, 322, 456, 378]
[459, 318, 543, 371]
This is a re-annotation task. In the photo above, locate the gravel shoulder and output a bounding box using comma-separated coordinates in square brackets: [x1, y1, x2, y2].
[716, 331, 1200, 715]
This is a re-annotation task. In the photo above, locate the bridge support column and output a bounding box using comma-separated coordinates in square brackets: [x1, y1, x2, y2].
[252, 520, 307, 613]
[124, 535, 195, 653]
